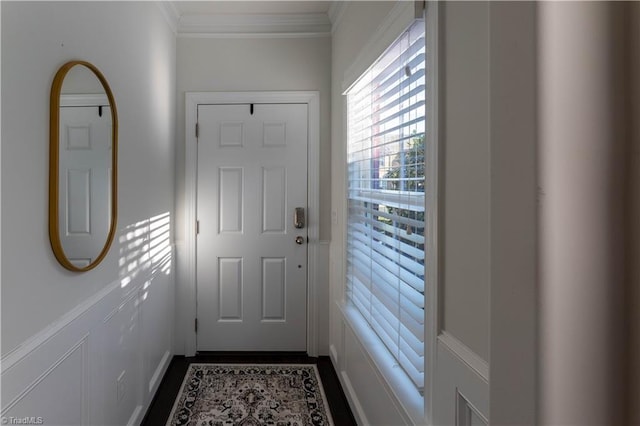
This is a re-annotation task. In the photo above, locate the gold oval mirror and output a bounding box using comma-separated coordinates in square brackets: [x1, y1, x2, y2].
[49, 61, 118, 272]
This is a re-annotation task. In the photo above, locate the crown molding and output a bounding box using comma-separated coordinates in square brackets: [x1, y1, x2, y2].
[177, 12, 332, 38]
[156, 1, 180, 34]
[328, 1, 347, 33]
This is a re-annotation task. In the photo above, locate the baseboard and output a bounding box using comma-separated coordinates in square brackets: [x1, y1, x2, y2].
[339, 369, 369, 426]
[128, 405, 145, 426]
[148, 350, 172, 394]
[329, 344, 339, 367]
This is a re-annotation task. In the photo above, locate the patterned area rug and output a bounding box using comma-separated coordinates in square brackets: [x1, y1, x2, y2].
[166, 364, 334, 426]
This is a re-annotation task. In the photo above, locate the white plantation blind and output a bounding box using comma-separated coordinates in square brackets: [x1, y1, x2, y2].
[346, 20, 426, 390]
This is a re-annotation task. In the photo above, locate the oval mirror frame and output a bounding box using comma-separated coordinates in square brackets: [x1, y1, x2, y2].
[49, 60, 118, 272]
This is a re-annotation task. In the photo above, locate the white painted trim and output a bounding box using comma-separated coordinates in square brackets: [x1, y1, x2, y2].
[148, 350, 171, 393]
[1, 248, 175, 369]
[339, 370, 370, 426]
[434, 334, 490, 425]
[1, 279, 118, 368]
[457, 390, 489, 426]
[127, 406, 145, 426]
[183, 94, 199, 356]
[424, 2, 440, 424]
[1, 335, 89, 415]
[329, 344, 339, 367]
[155, 0, 180, 34]
[306, 95, 321, 357]
[342, 1, 418, 93]
[0, 0, 2, 364]
[438, 331, 490, 383]
[177, 32, 331, 40]
[178, 13, 331, 38]
[328, 1, 347, 34]
[183, 91, 321, 357]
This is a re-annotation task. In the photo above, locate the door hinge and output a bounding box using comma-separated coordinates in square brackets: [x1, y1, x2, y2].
[195, 318, 198, 333]
[195, 122, 199, 138]
[196, 220, 200, 234]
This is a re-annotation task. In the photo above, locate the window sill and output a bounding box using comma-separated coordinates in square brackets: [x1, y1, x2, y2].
[338, 301, 426, 425]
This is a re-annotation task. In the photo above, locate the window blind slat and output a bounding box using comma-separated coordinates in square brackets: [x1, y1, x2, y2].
[350, 221, 425, 262]
[349, 197, 425, 218]
[370, 303, 424, 372]
[354, 211, 425, 245]
[371, 116, 425, 140]
[349, 249, 425, 338]
[374, 99, 426, 130]
[350, 234, 425, 288]
[372, 36, 425, 87]
[349, 69, 425, 128]
[349, 203, 424, 230]
[348, 239, 425, 296]
[376, 63, 425, 105]
[349, 252, 424, 312]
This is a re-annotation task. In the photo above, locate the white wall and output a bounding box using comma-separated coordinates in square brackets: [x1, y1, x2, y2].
[439, 1, 489, 360]
[539, 2, 627, 424]
[487, 2, 537, 425]
[1, 1, 176, 424]
[174, 34, 332, 355]
[175, 36, 331, 241]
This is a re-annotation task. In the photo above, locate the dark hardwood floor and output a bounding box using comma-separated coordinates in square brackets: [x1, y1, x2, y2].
[141, 352, 357, 425]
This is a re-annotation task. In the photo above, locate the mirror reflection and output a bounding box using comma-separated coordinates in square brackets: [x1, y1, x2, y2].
[50, 61, 118, 271]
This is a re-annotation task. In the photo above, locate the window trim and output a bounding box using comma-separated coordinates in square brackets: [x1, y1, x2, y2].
[338, 2, 440, 423]
[346, 12, 426, 387]
[423, 2, 440, 424]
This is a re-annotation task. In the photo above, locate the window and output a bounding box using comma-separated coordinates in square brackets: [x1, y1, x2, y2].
[346, 20, 426, 391]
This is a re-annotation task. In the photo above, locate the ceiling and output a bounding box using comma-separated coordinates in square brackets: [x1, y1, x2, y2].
[172, 1, 333, 16]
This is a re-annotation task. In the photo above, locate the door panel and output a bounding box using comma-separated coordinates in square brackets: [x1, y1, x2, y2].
[58, 106, 112, 267]
[196, 103, 308, 351]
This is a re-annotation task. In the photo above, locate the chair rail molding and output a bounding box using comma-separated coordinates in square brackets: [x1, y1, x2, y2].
[1, 247, 175, 426]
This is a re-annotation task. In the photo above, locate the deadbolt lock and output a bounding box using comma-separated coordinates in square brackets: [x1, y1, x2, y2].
[294, 207, 305, 229]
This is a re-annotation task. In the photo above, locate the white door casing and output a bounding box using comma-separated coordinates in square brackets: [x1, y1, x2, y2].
[196, 103, 308, 351]
[182, 92, 320, 356]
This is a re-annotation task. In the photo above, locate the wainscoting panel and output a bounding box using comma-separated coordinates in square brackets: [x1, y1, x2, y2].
[342, 326, 410, 426]
[4, 337, 89, 426]
[141, 271, 174, 399]
[100, 292, 142, 426]
[433, 332, 489, 426]
[1, 246, 174, 426]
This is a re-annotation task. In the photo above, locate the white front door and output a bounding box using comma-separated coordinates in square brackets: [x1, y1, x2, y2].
[196, 103, 308, 351]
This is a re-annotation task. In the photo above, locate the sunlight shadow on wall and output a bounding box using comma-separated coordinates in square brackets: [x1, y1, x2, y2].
[118, 212, 172, 290]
